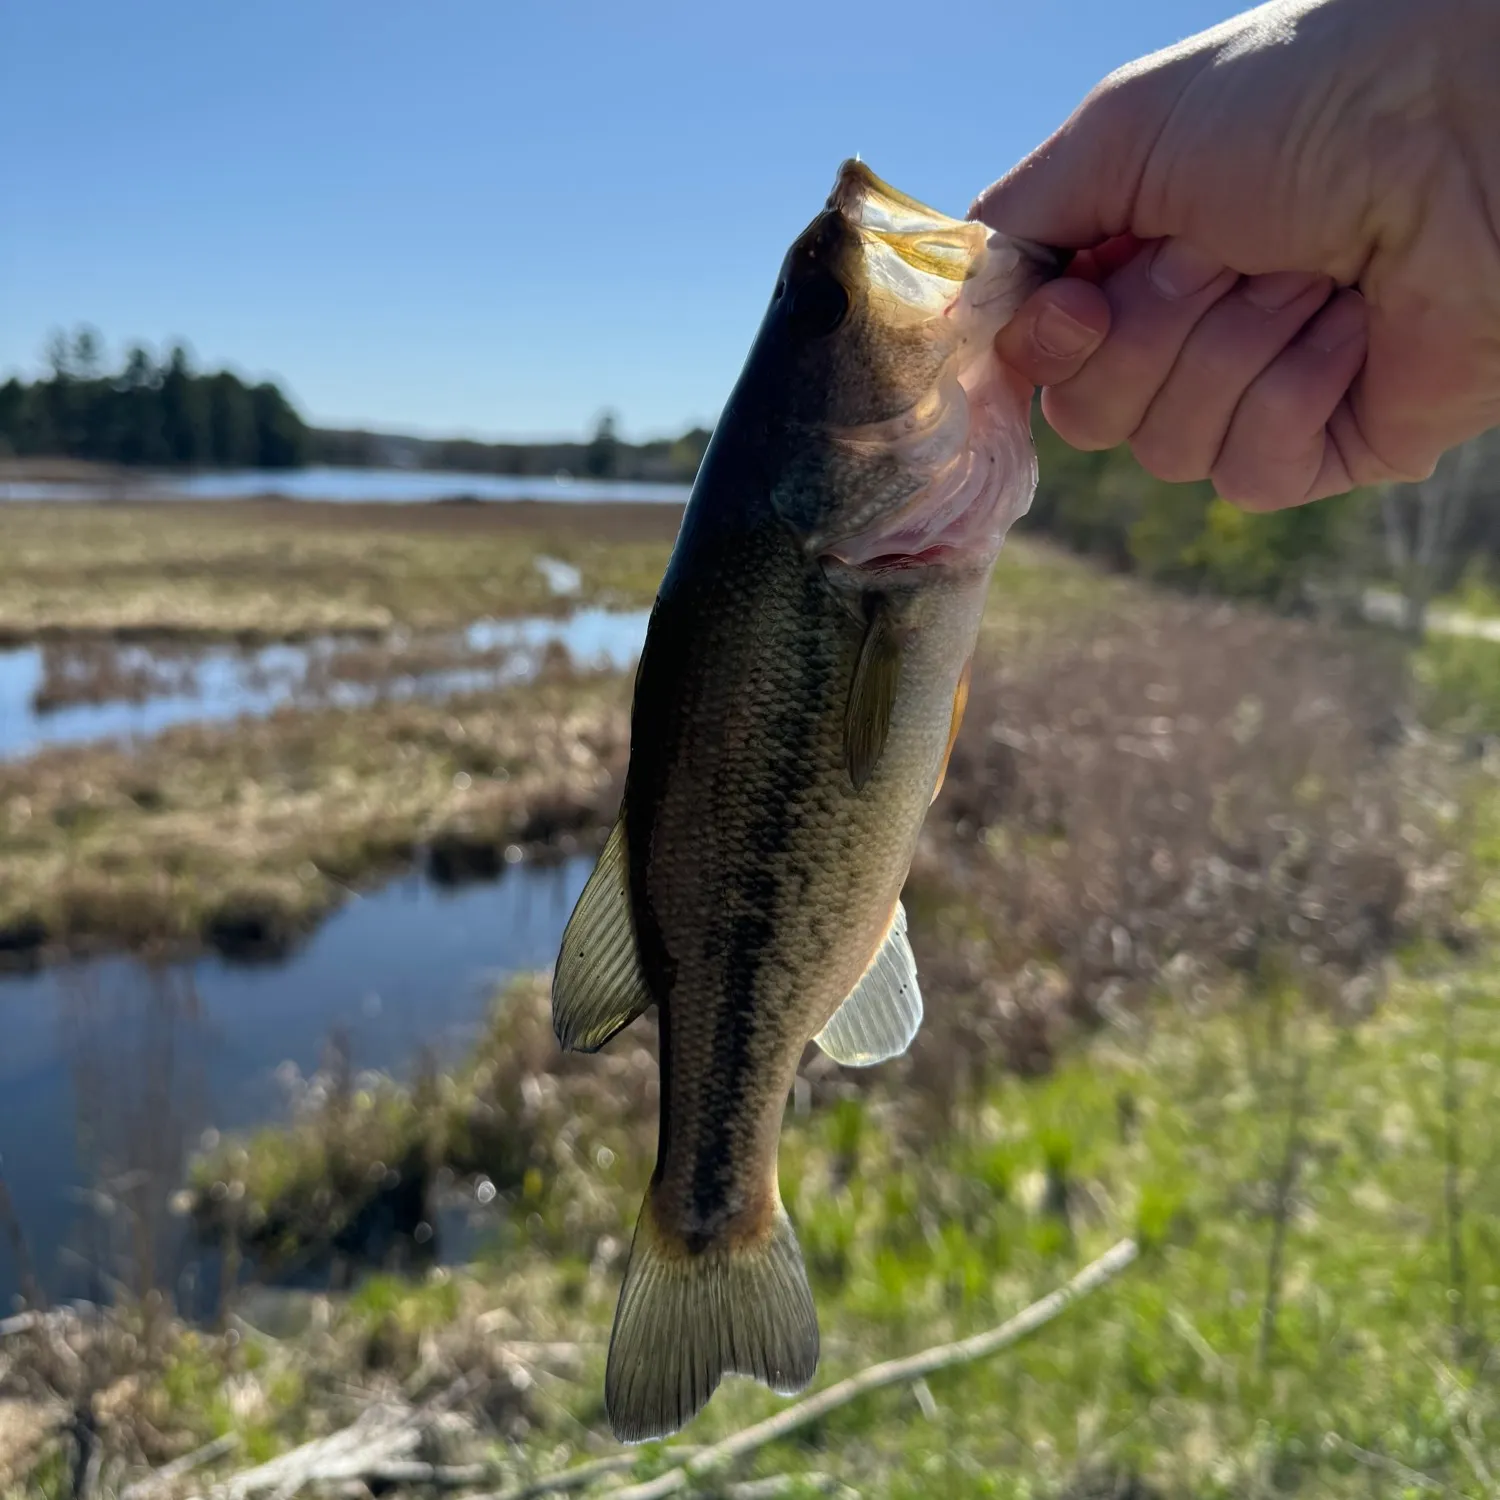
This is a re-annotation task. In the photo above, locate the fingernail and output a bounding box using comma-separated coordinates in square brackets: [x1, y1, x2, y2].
[1309, 293, 1366, 353]
[1243, 271, 1328, 312]
[1149, 238, 1227, 300]
[1033, 303, 1097, 359]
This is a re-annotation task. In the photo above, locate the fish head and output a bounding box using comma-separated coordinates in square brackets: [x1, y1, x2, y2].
[754, 159, 1062, 580]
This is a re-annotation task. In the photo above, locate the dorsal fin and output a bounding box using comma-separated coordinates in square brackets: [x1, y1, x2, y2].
[813, 900, 922, 1066]
[552, 816, 653, 1053]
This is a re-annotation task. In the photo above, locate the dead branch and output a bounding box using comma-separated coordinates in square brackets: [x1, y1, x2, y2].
[197, 1375, 477, 1500]
[467, 1447, 700, 1500]
[721, 1475, 855, 1499]
[198, 1401, 423, 1499]
[120, 1434, 241, 1500]
[608, 1237, 1139, 1500]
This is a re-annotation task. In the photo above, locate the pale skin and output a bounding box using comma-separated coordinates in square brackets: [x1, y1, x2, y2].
[973, 0, 1500, 511]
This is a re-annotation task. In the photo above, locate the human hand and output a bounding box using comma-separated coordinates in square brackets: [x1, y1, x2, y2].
[973, 0, 1500, 510]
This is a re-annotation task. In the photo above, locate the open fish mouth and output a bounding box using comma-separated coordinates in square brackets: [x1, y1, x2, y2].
[827, 160, 990, 317]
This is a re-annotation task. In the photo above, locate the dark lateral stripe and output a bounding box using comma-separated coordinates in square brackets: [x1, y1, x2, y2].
[686, 565, 835, 1226]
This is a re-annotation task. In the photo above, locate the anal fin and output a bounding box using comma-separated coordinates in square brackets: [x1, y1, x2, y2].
[814, 899, 922, 1067]
[551, 816, 652, 1052]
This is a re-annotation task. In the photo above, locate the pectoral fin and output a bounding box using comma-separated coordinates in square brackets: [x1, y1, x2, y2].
[551, 817, 652, 1052]
[845, 606, 902, 791]
[814, 900, 923, 1066]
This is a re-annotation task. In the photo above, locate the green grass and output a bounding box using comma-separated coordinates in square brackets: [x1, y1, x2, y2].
[1417, 630, 1500, 736]
[172, 930, 1500, 1497]
[765, 964, 1500, 1496]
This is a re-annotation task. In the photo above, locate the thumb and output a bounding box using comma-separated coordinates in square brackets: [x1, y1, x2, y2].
[970, 62, 1190, 248]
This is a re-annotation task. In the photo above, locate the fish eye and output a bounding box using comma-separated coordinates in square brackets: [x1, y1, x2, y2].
[787, 273, 849, 339]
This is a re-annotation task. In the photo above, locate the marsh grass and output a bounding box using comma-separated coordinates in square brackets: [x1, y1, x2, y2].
[0, 667, 631, 965]
[0, 534, 1133, 968]
[0, 499, 679, 642]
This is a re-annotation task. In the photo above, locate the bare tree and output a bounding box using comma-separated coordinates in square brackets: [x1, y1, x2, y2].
[1381, 430, 1500, 638]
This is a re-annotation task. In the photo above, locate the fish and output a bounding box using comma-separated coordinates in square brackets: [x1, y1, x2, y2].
[551, 159, 1058, 1443]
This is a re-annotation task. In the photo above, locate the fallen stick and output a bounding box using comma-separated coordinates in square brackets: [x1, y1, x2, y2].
[609, 1238, 1139, 1500]
[120, 1435, 242, 1500]
[468, 1447, 701, 1500]
[202, 1402, 423, 1499]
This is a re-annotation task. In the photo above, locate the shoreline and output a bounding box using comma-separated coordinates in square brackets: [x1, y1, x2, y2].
[0, 668, 632, 972]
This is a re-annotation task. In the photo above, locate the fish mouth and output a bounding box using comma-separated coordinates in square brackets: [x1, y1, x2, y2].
[819, 161, 1060, 576]
[826, 160, 989, 317]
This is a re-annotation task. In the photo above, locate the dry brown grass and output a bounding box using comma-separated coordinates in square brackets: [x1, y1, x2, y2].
[0, 667, 632, 966]
[0, 499, 679, 642]
[899, 591, 1460, 1100]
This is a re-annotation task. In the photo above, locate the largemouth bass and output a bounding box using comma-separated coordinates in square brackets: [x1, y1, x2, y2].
[552, 160, 1056, 1443]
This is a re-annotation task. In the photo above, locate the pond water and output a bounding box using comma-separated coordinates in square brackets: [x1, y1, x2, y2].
[0, 467, 692, 506]
[0, 607, 651, 761]
[0, 856, 595, 1314]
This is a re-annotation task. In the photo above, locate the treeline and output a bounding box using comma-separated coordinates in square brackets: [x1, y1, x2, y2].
[1026, 406, 1371, 604]
[312, 411, 712, 484]
[0, 328, 308, 469]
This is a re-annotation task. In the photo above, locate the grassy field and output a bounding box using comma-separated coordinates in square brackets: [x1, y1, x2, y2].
[4, 499, 1500, 1497]
[0, 499, 680, 640]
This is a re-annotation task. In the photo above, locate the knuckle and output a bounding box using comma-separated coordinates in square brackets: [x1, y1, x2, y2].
[1130, 430, 1206, 484]
[1042, 391, 1129, 452]
[1210, 456, 1299, 512]
[1238, 378, 1313, 433]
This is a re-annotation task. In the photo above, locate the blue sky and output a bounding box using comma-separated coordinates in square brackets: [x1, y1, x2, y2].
[0, 1, 1232, 442]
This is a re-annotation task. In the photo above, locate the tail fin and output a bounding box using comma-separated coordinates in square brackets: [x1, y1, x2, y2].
[604, 1191, 819, 1443]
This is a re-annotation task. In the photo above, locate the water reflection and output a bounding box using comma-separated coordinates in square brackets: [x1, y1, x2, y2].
[0, 467, 691, 505]
[0, 607, 650, 761]
[58, 968, 205, 1306]
[0, 856, 593, 1313]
